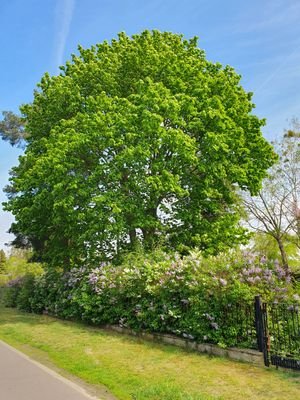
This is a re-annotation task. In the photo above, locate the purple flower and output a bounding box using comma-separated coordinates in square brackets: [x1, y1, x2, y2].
[219, 278, 227, 286]
[288, 305, 298, 312]
[7, 277, 23, 287]
[260, 255, 267, 264]
[211, 322, 219, 330]
[88, 274, 98, 284]
[181, 299, 189, 305]
[203, 313, 214, 321]
[275, 266, 286, 279]
[293, 294, 300, 301]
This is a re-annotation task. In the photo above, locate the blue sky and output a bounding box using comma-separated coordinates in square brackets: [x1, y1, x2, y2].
[1, 0, 300, 250]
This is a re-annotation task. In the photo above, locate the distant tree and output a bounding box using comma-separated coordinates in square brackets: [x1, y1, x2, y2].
[284, 122, 300, 245]
[0, 111, 27, 147]
[0, 249, 6, 274]
[0, 248, 42, 282]
[243, 121, 300, 269]
[248, 232, 299, 270]
[3, 31, 276, 267]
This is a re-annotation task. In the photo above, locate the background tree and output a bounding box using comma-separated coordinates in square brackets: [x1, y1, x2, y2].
[0, 248, 42, 286]
[0, 249, 6, 274]
[0, 111, 27, 147]
[243, 121, 300, 269]
[3, 31, 276, 267]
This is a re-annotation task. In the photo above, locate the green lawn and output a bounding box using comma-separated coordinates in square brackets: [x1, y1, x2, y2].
[0, 306, 299, 400]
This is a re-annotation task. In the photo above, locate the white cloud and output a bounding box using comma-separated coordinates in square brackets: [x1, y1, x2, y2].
[0, 211, 14, 251]
[54, 0, 75, 69]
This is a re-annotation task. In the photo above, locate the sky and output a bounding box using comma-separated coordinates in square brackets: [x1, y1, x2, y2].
[0, 0, 300, 250]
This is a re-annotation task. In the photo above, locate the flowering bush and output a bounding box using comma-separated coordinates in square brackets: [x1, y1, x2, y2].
[5, 249, 300, 348]
[4, 276, 25, 307]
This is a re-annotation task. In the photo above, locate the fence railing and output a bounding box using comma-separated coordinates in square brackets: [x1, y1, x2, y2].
[266, 302, 300, 369]
[215, 296, 300, 370]
[216, 301, 258, 349]
[268, 303, 300, 355]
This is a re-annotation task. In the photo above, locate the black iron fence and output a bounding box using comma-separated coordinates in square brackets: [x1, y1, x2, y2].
[216, 301, 258, 349]
[249, 296, 300, 370]
[207, 296, 300, 370]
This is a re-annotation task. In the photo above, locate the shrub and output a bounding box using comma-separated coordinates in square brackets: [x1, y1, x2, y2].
[16, 274, 35, 312]
[4, 277, 24, 307]
[5, 249, 299, 348]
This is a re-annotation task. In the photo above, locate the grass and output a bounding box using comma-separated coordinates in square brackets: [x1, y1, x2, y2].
[0, 307, 299, 400]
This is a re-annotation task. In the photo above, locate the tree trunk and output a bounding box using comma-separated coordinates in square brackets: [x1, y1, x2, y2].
[129, 228, 137, 247]
[276, 236, 289, 271]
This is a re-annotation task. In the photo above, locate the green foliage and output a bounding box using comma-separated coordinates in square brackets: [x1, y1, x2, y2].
[0, 248, 43, 289]
[4, 277, 24, 307]
[249, 233, 300, 270]
[0, 250, 6, 274]
[0, 111, 27, 147]
[4, 30, 276, 267]
[15, 274, 36, 311]
[3, 254, 43, 281]
[6, 250, 299, 349]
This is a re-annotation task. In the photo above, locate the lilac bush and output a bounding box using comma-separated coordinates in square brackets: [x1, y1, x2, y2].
[5, 249, 300, 348]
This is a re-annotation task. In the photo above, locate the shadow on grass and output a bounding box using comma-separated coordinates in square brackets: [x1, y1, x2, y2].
[0, 305, 195, 356]
[1, 305, 300, 400]
[1, 305, 300, 383]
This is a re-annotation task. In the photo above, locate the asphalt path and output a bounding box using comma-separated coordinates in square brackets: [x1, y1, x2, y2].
[0, 340, 100, 400]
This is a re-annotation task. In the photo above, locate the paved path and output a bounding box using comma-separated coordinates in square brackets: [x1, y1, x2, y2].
[0, 340, 99, 400]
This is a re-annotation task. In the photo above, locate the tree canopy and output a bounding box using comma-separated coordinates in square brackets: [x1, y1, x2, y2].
[0, 111, 27, 147]
[3, 31, 277, 267]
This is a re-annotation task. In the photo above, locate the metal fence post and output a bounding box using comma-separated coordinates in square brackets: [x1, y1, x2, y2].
[255, 295, 263, 352]
[254, 295, 270, 366]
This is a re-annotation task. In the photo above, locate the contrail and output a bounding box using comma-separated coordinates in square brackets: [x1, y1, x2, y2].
[54, 0, 75, 70]
[255, 43, 300, 95]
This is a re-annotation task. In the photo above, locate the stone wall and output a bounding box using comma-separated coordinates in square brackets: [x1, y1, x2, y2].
[105, 325, 264, 366]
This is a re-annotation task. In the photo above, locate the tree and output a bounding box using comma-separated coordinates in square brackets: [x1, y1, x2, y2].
[0, 111, 27, 147]
[0, 248, 42, 281]
[0, 249, 6, 274]
[3, 31, 276, 267]
[243, 121, 300, 269]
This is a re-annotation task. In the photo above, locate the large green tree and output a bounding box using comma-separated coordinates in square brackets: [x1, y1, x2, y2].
[4, 31, 276, 267]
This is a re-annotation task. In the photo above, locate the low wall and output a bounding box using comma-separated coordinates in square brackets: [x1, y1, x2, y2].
[105, 325, 264, 367]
